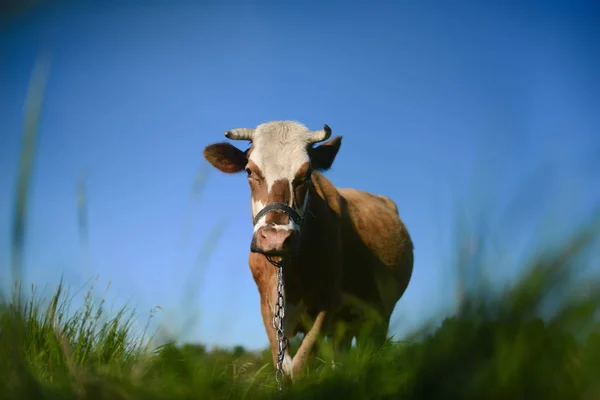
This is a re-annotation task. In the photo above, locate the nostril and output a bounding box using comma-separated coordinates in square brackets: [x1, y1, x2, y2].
[260, 230, 268, 239]
[254, 227, 296, 255]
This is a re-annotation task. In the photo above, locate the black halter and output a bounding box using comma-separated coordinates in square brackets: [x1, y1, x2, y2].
[251, 168, 313, 229]
[252, 202, 303, 226]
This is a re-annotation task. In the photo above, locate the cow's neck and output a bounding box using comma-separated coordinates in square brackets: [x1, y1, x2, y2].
[279, 171, 338, 308]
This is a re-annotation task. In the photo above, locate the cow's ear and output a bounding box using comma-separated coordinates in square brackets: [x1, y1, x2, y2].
[309, 136, 342, 171]
[203, 142, 247, 173]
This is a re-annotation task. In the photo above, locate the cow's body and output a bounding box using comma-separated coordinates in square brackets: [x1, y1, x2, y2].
[203, 120, 413, 380]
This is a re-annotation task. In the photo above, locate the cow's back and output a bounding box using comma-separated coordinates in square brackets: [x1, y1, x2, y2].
[336, 188, 414, 321]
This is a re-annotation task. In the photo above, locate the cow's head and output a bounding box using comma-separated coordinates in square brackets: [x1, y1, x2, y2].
[203, 120, 342, 256]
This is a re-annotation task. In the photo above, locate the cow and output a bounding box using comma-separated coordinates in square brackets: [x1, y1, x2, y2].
[203, 120, 414, 381]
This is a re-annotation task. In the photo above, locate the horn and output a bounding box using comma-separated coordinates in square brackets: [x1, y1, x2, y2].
[307, 124, 332, 144]
[224, 128, 255, 141]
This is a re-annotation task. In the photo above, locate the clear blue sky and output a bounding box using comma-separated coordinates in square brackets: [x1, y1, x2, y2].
[1, 0, 599, 349]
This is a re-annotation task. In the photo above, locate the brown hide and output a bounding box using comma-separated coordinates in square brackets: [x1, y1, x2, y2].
[249, 170, 414, 376]
[203, 122, 413, 380]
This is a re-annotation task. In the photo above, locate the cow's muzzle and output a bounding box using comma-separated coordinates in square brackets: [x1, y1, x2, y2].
[251, 202, 303, 256]
[251, 225, 297, 256]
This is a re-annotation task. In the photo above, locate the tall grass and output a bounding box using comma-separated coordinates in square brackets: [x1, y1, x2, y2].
[10, 53, 50, 284]
[1, 212, 599, 399]
[3, 54, 600, 399]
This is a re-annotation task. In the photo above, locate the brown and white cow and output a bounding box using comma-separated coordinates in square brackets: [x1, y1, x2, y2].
[203, 120, 414, 380]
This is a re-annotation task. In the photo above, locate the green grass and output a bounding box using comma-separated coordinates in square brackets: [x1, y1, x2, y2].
[2, 213, 599, 400]
[5, 51, 600, 399]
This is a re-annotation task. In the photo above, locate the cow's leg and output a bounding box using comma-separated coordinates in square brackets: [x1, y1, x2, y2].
[260, 296, 279, 367]
[290, 310, 327, 380]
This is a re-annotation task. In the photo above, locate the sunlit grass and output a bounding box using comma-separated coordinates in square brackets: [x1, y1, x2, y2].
[1, 211, 599, 399]
[4, 52, 600, 399]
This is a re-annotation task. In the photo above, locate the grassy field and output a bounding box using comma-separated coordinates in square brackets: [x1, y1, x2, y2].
[3, 55, 600, 399]
[2, 213, 600, 400]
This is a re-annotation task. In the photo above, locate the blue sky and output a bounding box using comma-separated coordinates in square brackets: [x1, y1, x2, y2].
[1, 0, 599, 349]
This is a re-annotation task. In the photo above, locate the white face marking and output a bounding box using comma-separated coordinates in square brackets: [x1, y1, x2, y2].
[251, 199, 264, 218]
[248, 120, 311, 196]
[248, 121, 314, 230]
[251, 196, 300, 232]
[251, 188, 309, 233]
[252, 216, 298, 233]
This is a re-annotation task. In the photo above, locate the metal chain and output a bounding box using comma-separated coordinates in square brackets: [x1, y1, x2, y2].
[263, 176, 310, 391]
[268, 256, 288, 392]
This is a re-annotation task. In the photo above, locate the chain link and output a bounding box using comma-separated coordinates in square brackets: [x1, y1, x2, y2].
[263, 177, 310, 392]
[268, 256, 288, 392]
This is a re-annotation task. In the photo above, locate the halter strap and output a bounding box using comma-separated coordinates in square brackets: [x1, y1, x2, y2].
[252, 202, 303, 226]
[251, 169, 312, 228]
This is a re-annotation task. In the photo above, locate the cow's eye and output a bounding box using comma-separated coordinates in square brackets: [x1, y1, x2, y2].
[245, 168, 252, 177]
